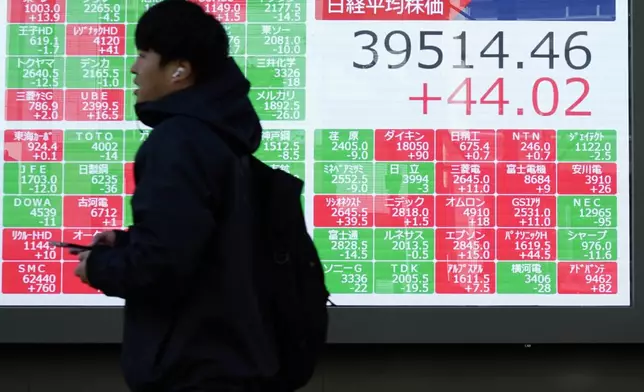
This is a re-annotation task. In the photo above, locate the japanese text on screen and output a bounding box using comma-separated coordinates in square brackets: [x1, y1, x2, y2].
[0, 0, 630, 306]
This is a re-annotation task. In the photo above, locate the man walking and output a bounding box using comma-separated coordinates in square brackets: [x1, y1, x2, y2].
[73, 1, 281, 391]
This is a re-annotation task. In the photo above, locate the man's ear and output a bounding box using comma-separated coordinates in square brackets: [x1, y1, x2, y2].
[170, 61, 193, 83]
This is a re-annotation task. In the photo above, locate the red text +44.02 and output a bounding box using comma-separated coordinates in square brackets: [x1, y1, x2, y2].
[409, 77, 591, 117]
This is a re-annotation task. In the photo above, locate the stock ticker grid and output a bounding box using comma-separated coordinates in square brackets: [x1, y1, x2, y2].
[0, 0, 631, 307]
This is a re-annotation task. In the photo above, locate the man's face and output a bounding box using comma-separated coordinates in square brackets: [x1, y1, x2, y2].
[130, 50, 176, 104]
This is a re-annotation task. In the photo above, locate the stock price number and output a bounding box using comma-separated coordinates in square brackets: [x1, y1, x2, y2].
[353, 30, 591, 71]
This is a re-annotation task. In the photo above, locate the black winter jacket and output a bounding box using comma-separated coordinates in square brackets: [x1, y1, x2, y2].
[85, 57, 278, 392]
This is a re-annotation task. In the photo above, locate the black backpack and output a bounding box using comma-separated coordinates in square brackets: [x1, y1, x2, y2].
[210, 122, 331, 391]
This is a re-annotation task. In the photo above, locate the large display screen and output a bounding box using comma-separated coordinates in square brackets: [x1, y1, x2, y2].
[0, 0, 630, 307]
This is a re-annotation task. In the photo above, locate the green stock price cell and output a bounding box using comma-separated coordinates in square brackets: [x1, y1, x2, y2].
[66, 57, 126, 89]
[64, 163, 124, 195]
[6, 57, 64, 89]
[255, 129, 305, 161]
[267, 162, 304, 181]
[225, 24, 246, 56]
[314, 162, 374, 194]
[247, 0, 305, 22]
[374, 229, 434, 261]
[374, 162, 434, 194]
[557, 196, 617, 228]
[322, 262, 373, 294]
[65, 130, 124, 161]
[67, 0, 125, 23]
[313, 228, 374, 261]
[3, 196, 62, 228]
[557, 130, 617, 162]
[250, 89, 304, 121]
[125, 129, 150, 161]
[496, 262, 557, 294]
[374, 262, 434, 294]
[557, 229, 617, 261]
[4, 163, 63, 195]
[233, 56, 246, 73]
[7, 24, 65, 56]
[126, 24, 137, 56]
[314, 129, 374, 161]
[246, 24, 306, 56]
[125, 90, 137, 121]
[126, 0, 163, 22]
[247, 56, 305, 88]
[126, 56, 136, 88]
[124, 195, 133, 227]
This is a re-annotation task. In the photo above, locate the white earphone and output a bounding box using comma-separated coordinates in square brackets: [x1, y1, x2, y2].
[172, 67, 185, 78]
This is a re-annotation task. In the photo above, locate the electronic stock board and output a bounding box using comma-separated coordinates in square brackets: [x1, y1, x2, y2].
[0, 0, 640, 344]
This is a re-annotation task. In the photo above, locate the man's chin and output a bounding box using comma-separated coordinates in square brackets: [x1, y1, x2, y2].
[134, 89, 147, 104]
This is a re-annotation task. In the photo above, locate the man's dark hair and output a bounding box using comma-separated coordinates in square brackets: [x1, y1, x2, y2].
[135, 0, 230, 83]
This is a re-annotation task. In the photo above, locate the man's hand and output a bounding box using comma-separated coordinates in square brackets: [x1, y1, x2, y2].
[72, 231, 120, 286]
[92, 230, 117, 246]
[74, 250, 90, 284]
[69, 230, 117, 256]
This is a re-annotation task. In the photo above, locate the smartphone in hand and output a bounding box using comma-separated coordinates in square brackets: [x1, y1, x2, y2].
[49, 241, 93, 251]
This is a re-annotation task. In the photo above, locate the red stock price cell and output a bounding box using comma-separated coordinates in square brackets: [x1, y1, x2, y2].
[2, 262, 61, 294]
[497, 163, 556, 195]
[558, 163, 617, 195]
[558, 262, 617, 294]
[62, 262, 101, 294]
[374, 195, 433, 227]
[4, 130, 64, 162]
[5, 89, 63, 121]
[435, 228, 495, 261]
[435, 195, 495, 228]
[497, 196, 556, 228]
[66, 24, 126, 56]
[8, 0, 65, 23]
[496, 130, 556, 161]
[313, 195, 373, 227]
[435, 262, 495, 294]
[435, 129, 495, 161]
[374, 129, 434, 161]
[65, 90, 124, 121]
[63, 196, 124, 228]
[2, 229, 62, 261]
[497, 229, 556, 261]
[435, 162, 495, 195]
[61, 228, 120, 261]
[125, 162, 135, 194]
[189, 0, 247, 23]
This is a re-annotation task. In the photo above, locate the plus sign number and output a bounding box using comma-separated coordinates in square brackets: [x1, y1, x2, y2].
[0, 0, 631, 307]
